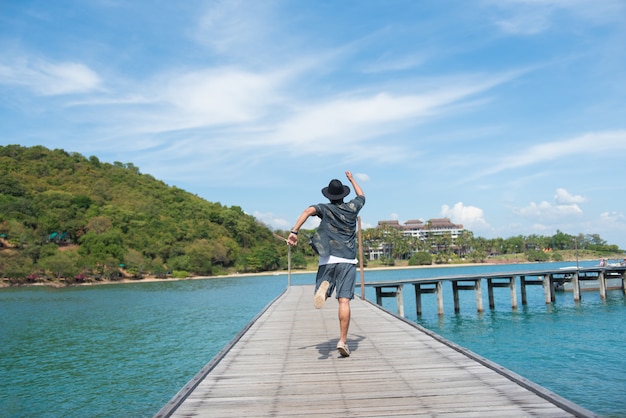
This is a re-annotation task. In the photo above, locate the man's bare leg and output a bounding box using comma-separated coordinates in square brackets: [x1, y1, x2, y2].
[337, 298, 351, 356]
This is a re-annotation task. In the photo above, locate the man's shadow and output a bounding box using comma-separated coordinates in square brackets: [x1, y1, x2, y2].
[302, 335, 366, 359]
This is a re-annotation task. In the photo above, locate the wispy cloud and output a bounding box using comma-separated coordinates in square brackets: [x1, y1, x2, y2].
[473, 130, 626, 179]
[0, 57, 101, 95]
[162, 67, 285, 126]
[484, 0, 626, 35]
[57, 60, 525, 175]
[191, 0, 279, 60]
[361, 53, 426, 73]
[265, 71, 523, 156]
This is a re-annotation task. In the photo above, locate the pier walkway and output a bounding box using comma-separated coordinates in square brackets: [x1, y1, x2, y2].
[156, 285, 594, 417]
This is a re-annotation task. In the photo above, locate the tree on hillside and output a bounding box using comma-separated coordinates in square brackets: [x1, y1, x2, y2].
[552, 230, 575, 250]
[39, 251, 79, 279]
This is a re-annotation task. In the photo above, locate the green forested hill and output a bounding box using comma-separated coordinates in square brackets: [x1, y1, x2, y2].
[0, 144, 287, 282]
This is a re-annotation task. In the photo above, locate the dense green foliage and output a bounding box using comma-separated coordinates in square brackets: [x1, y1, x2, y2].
[0, 145, 287, 282]
[409, 252, 433, 266]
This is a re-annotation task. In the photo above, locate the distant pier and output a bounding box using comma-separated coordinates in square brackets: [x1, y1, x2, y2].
[366, 265, 626, 317]
[156, 284, 596, 417]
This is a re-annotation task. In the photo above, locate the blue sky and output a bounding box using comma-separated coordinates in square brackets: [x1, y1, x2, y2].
[2, 0, 626, 249]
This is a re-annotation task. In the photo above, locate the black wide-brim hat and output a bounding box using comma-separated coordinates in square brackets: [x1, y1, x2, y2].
[322, 179, 350, 200]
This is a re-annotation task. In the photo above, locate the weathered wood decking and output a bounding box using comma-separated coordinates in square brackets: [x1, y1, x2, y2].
[156, 285, 596, 417]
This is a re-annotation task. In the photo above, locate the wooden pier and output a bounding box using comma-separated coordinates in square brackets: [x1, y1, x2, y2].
[156, 284, 595, 417]
[368, 266, 626, 317]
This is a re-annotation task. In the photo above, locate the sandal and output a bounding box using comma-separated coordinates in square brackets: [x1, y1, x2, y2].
[337, 341, 350, 357]
[314, 280, 329, 309]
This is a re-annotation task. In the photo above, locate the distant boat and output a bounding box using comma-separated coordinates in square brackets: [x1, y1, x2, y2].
[599, 258, 625, 267]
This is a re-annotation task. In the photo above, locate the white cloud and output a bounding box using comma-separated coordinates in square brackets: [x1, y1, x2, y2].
[508, 188, 595, 237]
[253, 210, 321, 231]
[595, 212, 626, 247]
[554, 188, 587, 204]
[163, 67, 282, 125]
[268, 71, 522, 156]
[531, 223, 552, 232]
[192, 0, 276, 58]
[0, 58, 101, 95]
[599, 211, 625, 225]
[253, 211, 291, 230]
[484, 0, 626, 35]
[491, 5, 554, 35]
[441, 202, 490, 229]
[5, 38, 525, 170]
[475, 130, 626, 178]
[362, 53, 426, 73]
[355, 172, 370, 182]
[600, 212, 626, 223]
[515, 200, 583, 221]
[273, 93, 428, 149]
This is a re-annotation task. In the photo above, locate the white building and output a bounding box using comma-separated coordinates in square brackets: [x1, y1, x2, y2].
[378, 217, 464, 240]
[365, 218, 465, 260]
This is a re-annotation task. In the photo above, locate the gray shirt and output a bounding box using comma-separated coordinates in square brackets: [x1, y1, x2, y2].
[310, 195, 366, 259]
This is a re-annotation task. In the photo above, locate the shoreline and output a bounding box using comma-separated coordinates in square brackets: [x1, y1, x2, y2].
[0, 258, 602, 289]
[0, 262, 502, 288]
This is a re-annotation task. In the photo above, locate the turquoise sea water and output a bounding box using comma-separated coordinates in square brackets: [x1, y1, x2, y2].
[1, 262, 625, 417]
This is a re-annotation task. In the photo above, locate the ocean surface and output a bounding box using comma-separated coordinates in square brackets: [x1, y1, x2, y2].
[1, 261, 625, 417]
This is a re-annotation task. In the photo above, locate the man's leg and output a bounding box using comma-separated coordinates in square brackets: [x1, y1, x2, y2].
[333, 263, 355, 357]
[338, 297, 351, 344]
[336, 297, 351, 357]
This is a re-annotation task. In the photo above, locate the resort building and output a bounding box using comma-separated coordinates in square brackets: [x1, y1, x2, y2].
[366, 217, 466, 260]
[377, 217, 464, 239]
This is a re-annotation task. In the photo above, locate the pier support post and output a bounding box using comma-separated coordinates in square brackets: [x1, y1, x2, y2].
[414, 282, 441, 316]
[451, 280, 482, 313]
[475, 279, 483, 312]
[521, 276, 528, 305]
[510, 276, 517, 310]
[486, 278, 515, 310]
[572, 272, 581, 302]
[414, 284, 423, 316]
[487, 279, 495, 309]
[543, 274, 552, 304]
[598, 270, 607, 300]
[375, 285, 404, 317]
[452, 281, 460, 313]
[396, 285, 404, 318]
[436, 281, 444, 316]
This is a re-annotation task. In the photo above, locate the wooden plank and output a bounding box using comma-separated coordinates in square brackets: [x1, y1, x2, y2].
[156, 285, 595, 418]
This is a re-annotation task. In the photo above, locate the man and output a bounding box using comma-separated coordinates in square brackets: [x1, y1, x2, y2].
[287, 171, 365, 357]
